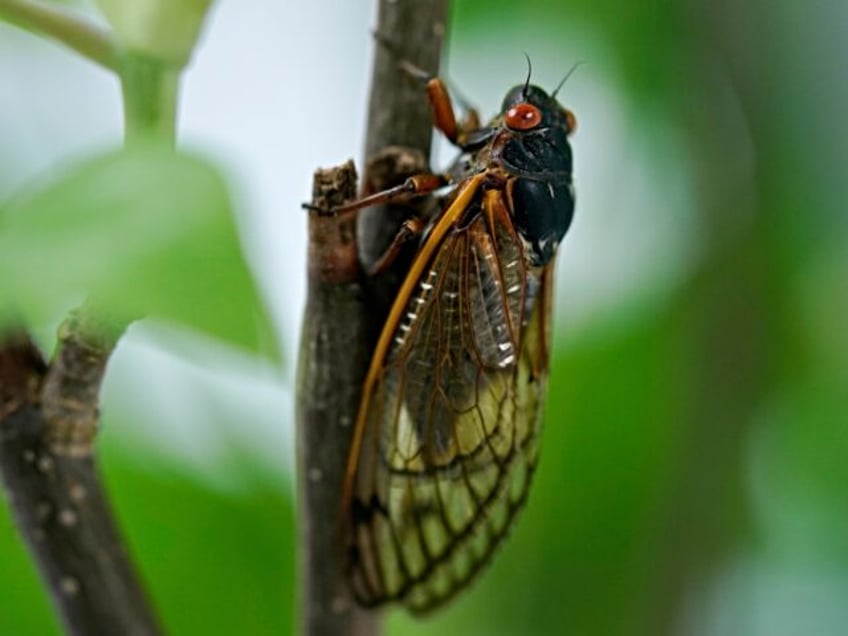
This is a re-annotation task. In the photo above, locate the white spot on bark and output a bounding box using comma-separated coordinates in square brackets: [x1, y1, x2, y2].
[59, 508, 78, 527]
[308, 468, 323, 483]
[60, 576, 80, 596]
[69, 483, 87, 502]
[330, 595, 350, 614]
[37, 455, 54, 473]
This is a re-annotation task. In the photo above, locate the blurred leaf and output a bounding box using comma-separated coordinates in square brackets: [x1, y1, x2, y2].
[0, 506, 61, 635]
[455, 0, 689, 99]
[95, 0, 213, 66]
[0, 145, 277, 359]
[0, 438, 295, 636]
[750, 381, 848, 564]
[100, 441, 296, 636]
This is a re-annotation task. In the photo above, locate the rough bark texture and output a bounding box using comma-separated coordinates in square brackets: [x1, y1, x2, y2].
[296, 162, 378, 636]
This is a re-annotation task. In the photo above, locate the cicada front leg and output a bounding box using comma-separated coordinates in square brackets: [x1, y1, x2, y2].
[332, 173, 448, 215]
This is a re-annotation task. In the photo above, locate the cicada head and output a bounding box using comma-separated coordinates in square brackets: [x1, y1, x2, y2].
[496, 83, 577, 267]
[501, 83, 576, 135]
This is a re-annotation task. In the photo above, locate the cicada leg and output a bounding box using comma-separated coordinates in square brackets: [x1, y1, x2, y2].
[367, 215, 427, 276]
[424, 77, 481, 147]
[332, 173, 449, 215]
[317, 172, 447, 274]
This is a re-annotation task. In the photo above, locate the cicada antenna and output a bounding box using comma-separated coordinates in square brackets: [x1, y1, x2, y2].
[551, 61, 586, 100]
[522, 52, 533, 98]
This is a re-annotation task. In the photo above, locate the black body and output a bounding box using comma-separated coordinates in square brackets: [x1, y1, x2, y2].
[449, 83, 575, 267]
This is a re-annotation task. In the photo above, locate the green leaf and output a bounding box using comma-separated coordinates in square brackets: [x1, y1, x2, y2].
[0, 145, 277, 359]
[100, 443, 296, 636]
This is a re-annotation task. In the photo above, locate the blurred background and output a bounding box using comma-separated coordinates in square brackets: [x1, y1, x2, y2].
[1, 0, 846, 634]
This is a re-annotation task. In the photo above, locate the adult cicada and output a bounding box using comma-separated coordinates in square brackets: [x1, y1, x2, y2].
[336, 67, 576, 613]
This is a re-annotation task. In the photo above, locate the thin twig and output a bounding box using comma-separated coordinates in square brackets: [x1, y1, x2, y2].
[0, 319, 161, 635]
[0, 0, 119, 70]
[296, 161, 378, 636]
[40, 306, 125, 455]
[358, 0, 451, 270]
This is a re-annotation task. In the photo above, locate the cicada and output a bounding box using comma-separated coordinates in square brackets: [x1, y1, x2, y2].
[337, 67, 576, 613]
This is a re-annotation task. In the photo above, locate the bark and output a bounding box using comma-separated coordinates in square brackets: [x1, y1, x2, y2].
[296, 162, 377, 636]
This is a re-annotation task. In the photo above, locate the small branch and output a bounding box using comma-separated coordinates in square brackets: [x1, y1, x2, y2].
[0, 331, 45, 418]
[296, 162, 378, 636]
[40, 305, 125, 455]
[0, 0, 119, 70]
[1, 321, 160, 635]
[358, 0, 451, 269]
[0, 413, 162, 635]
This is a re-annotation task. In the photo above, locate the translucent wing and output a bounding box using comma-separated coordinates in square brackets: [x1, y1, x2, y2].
[344, 180, 554, 613]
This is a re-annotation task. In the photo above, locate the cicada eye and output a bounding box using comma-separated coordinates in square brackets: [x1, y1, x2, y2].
[505, 102, 543, 131]
[562, 108, 577, 135]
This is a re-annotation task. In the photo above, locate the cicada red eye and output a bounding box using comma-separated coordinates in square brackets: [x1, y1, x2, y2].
[505, 102, 543, 130]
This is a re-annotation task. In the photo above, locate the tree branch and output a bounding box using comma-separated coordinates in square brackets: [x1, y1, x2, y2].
[296, 161, 378, 636]
[295, 2, 450, 635]
[358, 0, 451, 270]
[40, 306, 124, 455]
[1, 320, 161, 635]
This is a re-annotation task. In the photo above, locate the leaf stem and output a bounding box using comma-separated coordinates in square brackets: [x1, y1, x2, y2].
[0, 0, 118, 70]
[119, 54, 180, 145]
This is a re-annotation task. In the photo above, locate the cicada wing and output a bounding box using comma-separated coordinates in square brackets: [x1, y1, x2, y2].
[346, 190, 554, 613]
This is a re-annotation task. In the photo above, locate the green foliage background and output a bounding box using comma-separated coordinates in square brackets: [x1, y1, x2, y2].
[1, 0, 845, 634]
